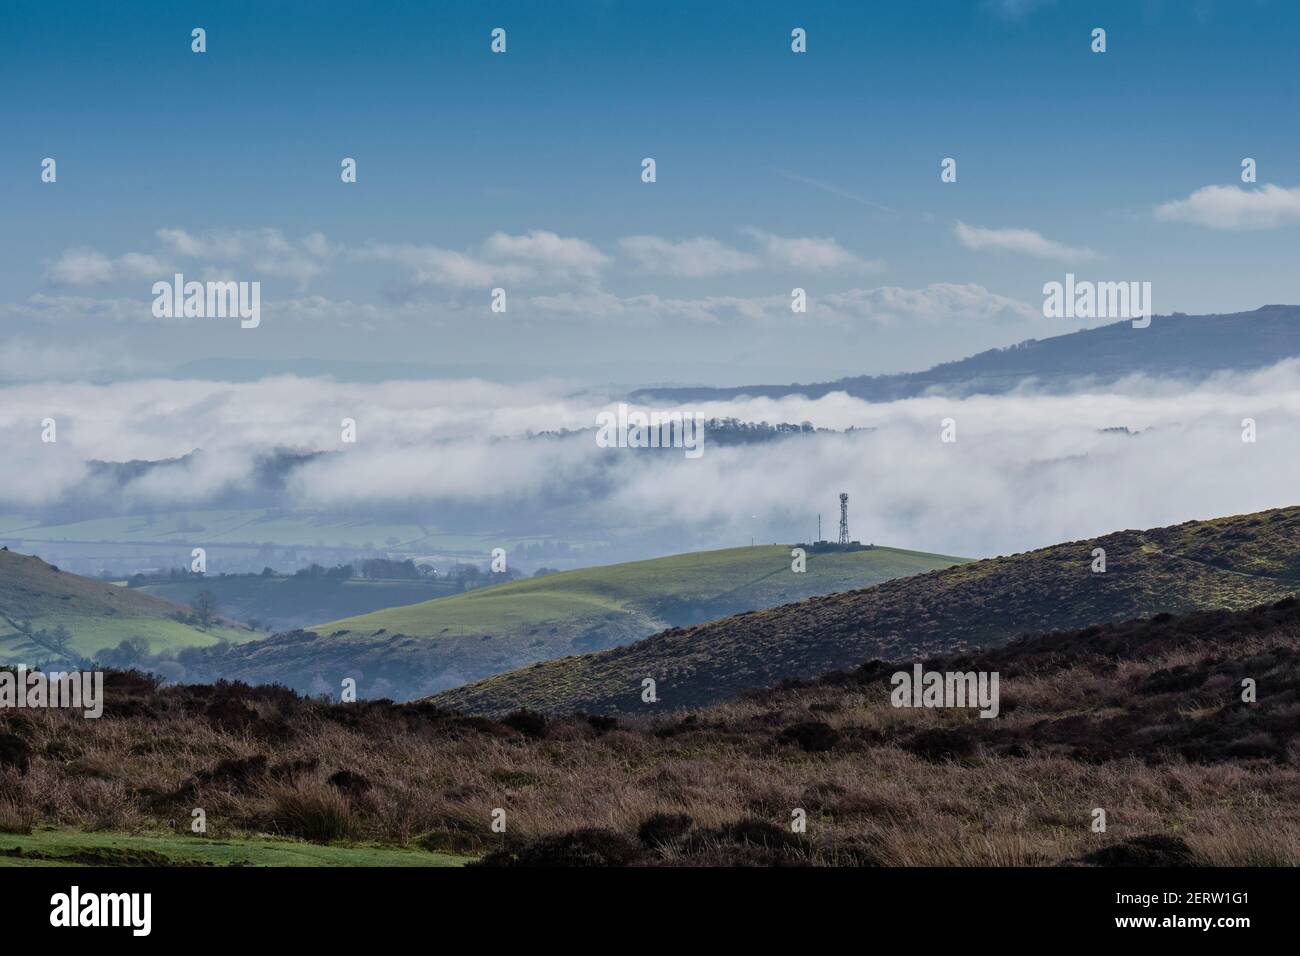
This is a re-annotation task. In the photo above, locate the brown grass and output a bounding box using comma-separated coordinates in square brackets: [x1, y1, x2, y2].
[2, 600, 1299, 865]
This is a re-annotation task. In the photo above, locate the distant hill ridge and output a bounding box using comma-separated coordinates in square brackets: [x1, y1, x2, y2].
[632, 305, 1300, 402]
[429, 505, 1300, 715]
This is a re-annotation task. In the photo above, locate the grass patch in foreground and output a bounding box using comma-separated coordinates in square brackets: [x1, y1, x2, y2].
[0, 829, 472, 868]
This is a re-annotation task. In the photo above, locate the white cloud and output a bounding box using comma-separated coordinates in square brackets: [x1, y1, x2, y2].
[47, 228, 335, 290]
[744, 228, 882, 272]
[158, 227, 333, 287]
[2, 293, 156, 323]
[360, 230, 607, 292]
[954, 221, 1096, 261]
[156, 228, 246, 259]
[45, 249, 166, 286]
[526, 290, 630, 317]
[618, 230, 878, 276]
[1155, 184, 1300, 231]
[619, 236, 758, 277]
[483, 230, 608, 276]
[527, 283, 1035, 327]
[357, 242, 526, 290]
[6, 364, 1300, 562]
[820, 283, 1038, 325]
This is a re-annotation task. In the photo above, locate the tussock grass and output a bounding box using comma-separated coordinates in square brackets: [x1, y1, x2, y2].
[3, 596, 1299, 865]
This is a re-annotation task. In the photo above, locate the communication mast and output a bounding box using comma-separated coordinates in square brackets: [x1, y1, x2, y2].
[838, 492, 849, 546]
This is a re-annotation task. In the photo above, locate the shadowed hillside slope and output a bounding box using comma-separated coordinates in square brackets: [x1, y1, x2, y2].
[430, 506, 1300, 715]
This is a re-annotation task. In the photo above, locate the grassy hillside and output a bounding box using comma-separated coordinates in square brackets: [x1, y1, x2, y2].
[0, 549, 252, 663]
[431, 506, 1300, 715]
[141, 575, 459, 633]
[184, 545, 962, 699]
[316, 544, 965, 645]
[4, 598, 1297, 866]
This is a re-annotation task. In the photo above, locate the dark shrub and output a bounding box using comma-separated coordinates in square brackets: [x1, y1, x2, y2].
[204, 697, 256, 732]
[903, 728, 978, 762]
[1223, 733, 1282, 760]
[1141, 665, 1206, 694]
[711, 818, 791, 847]
[674, 818, 808, 866]
[653, 714, 698, 738]
[203, 754, 268, 787]
[0, 733, 32, 775]
[585, 714, 618, 735]
[327, 769, 372, 795]
[102, 669, 162, 696]
[637, 812, 693, 846]
[473, 828, 642, 867]
[778, 721, 840, 753]
[270, 757, 320, 781]
[1076, 835, 1198, 867]
[172, 754, 268, 802]
[502, 709, 548, 739]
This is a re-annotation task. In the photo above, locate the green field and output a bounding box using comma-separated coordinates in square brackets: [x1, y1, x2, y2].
[314, 544, 968, 647]
[140, 575, 460, 632]
[0, 549, 253, 663]
[0, 829, 469, 867]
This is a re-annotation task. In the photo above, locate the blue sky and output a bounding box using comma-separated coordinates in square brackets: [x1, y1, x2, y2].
[3, 0, 1299, 385]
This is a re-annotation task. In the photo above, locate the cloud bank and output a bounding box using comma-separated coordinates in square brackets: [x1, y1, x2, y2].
[1156, 184, 1300, 231]
[3, 364, 1300, 560]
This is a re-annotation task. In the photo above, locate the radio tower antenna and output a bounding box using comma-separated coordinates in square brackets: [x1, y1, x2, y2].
[838, 492, 849, 546]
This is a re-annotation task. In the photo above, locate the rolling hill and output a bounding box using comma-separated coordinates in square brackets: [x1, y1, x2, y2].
[632, 305, 1300, 402]
[174, 544, 966, 699]
[0, 548, 253, 663]
[429, 505, 1300, 715]
[139, 574, 460, 633]
[314, 544, 965, 645]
